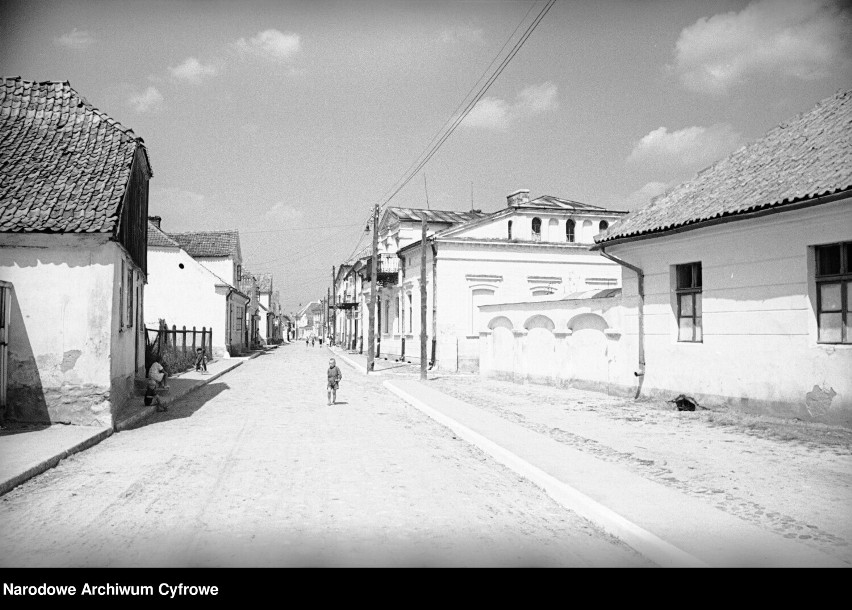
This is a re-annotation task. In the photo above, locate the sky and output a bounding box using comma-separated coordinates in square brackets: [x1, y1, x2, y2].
[1, 0, 850, 313]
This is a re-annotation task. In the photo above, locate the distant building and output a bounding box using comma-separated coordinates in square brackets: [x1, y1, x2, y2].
[168, 230, 250, 355]
[392, 194, 627, 371]
[590, 89, 852, 425]
[144, 217, 249, 358]
[0, 78, 152, 427]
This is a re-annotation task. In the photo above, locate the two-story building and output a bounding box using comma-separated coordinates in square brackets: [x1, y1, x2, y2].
[393, 192, 627, 371]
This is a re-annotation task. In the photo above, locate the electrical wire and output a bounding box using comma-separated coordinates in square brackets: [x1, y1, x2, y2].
[377, 0, 557, 213]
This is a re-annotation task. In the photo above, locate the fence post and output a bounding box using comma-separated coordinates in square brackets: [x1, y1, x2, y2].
[201, 326, 207, 356]
[182, 325, 186, 356]
[192, 326, 196, 352]
[209, 329, 213, 359]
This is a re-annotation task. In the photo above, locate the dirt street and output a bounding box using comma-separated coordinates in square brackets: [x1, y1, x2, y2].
[0, 345, 650, 567]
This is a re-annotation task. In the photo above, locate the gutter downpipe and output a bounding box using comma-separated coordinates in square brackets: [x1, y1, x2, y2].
[429, 238, 437, 369]
[599, 247, 645, 398]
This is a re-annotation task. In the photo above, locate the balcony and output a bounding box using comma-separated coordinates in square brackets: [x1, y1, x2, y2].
[363, 254, 399, 286]
[334, 291, 358, 310]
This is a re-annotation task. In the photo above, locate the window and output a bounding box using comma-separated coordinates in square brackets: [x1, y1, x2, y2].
[236, 264, 241, 283]
[815, 242, 852, 344]
[675, 262, 702, 342]
[407, 294, 413, 333]
[531, 217, 541, 241]
[127, 267, 134, 328]
[508, 220, 513, 240]
[119, 260, 125, 330]
[566, 219, 575, 243]
[599, 220, 609, 232]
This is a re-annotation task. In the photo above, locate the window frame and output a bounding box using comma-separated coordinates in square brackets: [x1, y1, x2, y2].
[531, 217, 542, 241]
[566, 219, 575, 243]
[599, 220, 609, 233]
[815, 241, 851, 344]
[675, 262, 702, 343]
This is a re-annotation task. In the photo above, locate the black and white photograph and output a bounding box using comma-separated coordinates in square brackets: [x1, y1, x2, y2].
[0, 0, 850, 574]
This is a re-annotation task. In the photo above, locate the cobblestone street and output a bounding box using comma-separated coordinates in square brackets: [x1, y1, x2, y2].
[0, 345, 650, 567]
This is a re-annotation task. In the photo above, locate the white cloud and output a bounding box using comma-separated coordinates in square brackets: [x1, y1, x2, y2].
[169, 57, 218, 83]
[621, 182, 670, 210]
[671, 0, 849, 94]
[627, 124, 743, 171]
[127, 86, 164, 113]
[464, 81, 559, 130]
[263, 202, 304, 225]
[54, 29, 95, 49]
[233, 29, 301, 62]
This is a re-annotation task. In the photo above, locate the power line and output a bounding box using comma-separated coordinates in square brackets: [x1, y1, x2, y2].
[373, 0, 539, 209]
[377, 0, 557, 213]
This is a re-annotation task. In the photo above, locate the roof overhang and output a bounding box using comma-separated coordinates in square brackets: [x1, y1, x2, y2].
[592, 188, 852, 251]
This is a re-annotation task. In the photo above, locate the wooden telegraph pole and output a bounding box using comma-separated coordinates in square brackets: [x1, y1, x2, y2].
[420, 214, 427, 380]
[367, 203, 378, 372]
[332, 266, 337, 346]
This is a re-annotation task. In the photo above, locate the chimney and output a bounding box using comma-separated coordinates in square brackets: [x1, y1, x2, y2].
[148, 215, 162, 229]
[507, 189, 530, 208]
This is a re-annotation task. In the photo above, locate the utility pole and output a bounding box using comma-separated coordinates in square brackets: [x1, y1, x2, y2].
[326, 287, 331, 343]
[431, 239, 437, 368]
[420, 214, 427, 380]
[332, 266, 337, 347]
[367, 203, 378, 372]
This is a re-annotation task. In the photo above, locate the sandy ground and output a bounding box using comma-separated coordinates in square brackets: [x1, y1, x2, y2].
[0, 345, 650, 568]
[415, 371, 852, 565]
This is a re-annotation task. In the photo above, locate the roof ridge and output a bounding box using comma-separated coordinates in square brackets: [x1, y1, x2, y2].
[2, 76, 143, 144]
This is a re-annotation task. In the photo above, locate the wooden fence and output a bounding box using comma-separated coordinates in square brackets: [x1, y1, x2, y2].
[146, 325, 213, 363]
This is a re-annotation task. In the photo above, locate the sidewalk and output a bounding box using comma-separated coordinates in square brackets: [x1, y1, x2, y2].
[0, 348, 270, 497]
[384, 378, 849, 567]
[329, 345, 420, 376]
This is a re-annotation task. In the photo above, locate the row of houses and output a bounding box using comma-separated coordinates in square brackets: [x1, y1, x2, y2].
[0, 77, 287, 429]
[327, 89, 852, 427]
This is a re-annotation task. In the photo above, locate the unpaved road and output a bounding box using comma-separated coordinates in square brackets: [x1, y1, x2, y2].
[0, 345, 650, 567]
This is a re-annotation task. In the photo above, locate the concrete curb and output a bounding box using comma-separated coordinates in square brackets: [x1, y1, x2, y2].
[0, 351, 266, 497]
[115, 351, 265, 432]
[328, 347, 374, 376]
[383, 379, 708, 568]
[0, 427, 113, 497]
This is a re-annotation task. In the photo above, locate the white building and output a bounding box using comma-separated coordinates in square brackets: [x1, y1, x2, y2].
[167, 229, 250, 355]
[144, 218, 250, 359]
[589, 89, 852, 426]
[0, 78, 151, 427]
[391, 193, 627, 371]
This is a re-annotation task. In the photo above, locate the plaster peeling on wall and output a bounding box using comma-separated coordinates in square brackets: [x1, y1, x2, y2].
[60, 349, 82, 372]
[805, 385, 837, 418]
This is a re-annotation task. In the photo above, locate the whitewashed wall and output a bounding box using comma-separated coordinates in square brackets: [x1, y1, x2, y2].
[605, 198, 852, 425]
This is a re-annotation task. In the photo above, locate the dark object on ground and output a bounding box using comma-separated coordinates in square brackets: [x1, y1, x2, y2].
[669, 394, 699, 411]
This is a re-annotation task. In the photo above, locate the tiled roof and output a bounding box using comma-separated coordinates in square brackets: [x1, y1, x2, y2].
[596, 89, 852, 246]
[256, 273, 272, 293]
[147, 221, 180, 248]
[385, 207, 487, 225]
[239, 269, 256, 295]
[168, 230, 241, 258]
[0, 77, 151, 233]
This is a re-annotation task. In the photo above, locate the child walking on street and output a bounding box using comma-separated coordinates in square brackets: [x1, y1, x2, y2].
[194, 347, 208, 373]
[327, 358, 342, 405]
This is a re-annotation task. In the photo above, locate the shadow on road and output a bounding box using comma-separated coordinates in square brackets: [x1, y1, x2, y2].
[124, 382, 230, 430]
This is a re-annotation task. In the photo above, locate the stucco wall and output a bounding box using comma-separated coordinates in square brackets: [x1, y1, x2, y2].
[387, 240, 621, 371]
[477, 296, 628, 392]
[605, 199, 852, 426]
[0, 234, 142, 426]
[145, 246, 227, 355]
